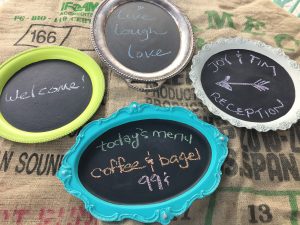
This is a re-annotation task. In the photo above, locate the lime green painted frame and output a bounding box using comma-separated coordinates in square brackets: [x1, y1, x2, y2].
[0, 46, 105, 143]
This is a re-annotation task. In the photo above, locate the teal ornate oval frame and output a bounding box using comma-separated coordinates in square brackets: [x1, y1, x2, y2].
[57, 102, 228, 224]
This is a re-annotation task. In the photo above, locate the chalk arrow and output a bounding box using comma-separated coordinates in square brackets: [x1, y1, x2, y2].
[216, 75, 270, 92]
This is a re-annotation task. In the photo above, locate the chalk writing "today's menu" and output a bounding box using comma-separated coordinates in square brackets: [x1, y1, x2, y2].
[91, 128, 200, 192]
[96, 128, 192, 151]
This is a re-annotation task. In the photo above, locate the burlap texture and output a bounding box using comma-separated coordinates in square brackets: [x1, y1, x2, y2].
[1, 0, 300, 224]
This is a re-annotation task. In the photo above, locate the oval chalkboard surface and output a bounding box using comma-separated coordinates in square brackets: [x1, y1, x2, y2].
[91, 0, 194, 91]
[78, 119, 211, 204]
[104, 1, 180, 73]
[190, 38, 300, 131]
[1, 60, 92, 132]
[57, 103, 228, 224]
[0, 47, 105, 143]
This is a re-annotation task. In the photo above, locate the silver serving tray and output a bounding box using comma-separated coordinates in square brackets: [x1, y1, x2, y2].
[189, 37, 300, 131]
[91, 0, 194, 91]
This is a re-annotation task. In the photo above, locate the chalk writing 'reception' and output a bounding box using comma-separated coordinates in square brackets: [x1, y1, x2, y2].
[201, 49, 295, 123]
[5, 75, 85, 103]
[211, 92, 285, 120]
[105, 2, 180, 73]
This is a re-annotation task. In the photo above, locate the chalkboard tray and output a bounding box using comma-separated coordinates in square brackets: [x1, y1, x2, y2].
[0, 46, 105, 143]
[190, 37, 300, 131]
[57, 102, 228, 224]
[91, 0, 194, 91]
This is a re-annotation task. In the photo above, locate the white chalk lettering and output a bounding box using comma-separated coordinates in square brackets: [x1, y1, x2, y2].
[117, 9, 155, 21]
[97, 128, 149, 151]
[260, 61, 277, 76]
[207, 54, 232, 72]
[236, 50, 243, 64]
[210, 92, 285, 120]
[250, 54, 261, 64]
[128, 44, 171, 59]
[250, 54, 277, 76]
[114, 24, 167, 41]
[5, 81, 81, 103]
[152, 130, 192, 144]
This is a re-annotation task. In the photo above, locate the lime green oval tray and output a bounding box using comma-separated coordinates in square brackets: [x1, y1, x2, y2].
[0, 46, 105, 143]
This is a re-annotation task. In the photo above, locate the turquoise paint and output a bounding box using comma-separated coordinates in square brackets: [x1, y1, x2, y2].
[57, 102, 228, 224]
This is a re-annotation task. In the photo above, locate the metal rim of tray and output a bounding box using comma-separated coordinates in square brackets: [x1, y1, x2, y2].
[91, 0, 194, 89]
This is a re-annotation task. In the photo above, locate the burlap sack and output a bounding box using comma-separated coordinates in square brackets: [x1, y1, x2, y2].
[273, 0, 300, 18]
[1, 0, 300, 224]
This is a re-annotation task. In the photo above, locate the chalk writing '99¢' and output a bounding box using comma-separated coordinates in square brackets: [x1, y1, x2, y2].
[138, 172, 170, 192]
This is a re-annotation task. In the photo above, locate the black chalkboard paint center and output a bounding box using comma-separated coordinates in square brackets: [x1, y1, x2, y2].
[78, 119, 211, 205]
[104, 1, 181, 73]
[201, 49, 295, 123]
[0, 60, 92, 132]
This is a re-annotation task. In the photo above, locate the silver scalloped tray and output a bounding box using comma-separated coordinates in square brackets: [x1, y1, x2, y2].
[189, 37, 300, 131]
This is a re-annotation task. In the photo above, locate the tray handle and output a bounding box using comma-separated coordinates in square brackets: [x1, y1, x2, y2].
[125, 79, 165, 92]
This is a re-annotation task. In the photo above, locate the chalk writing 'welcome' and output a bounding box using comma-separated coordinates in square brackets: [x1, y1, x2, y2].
[5, 76, 85, 103]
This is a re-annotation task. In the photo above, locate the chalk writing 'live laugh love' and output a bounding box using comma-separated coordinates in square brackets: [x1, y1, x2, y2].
[113, 6, 172, 60]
